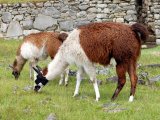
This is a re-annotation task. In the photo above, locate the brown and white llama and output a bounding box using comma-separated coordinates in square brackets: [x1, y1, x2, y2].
[10, 32, 69, 85]
[33, 22, 149, 102]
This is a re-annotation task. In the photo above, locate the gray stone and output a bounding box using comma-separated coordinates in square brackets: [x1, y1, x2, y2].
[127, 10, 136, 15]
[156, 39, 160, 45]
[33, 14, 57, 31]
[0, 22, 8, 32]
[116, 18, 124, 23]
[12, 11, 19, 15]
[76, 20, 90, 27]
[21, 19, 33, 30]
[2, 12, 12, 23]
[59, 21, 73, 31]
[44, 1, 52, 7]
[87, 13, 96, 20]
[61, 5, 69, 13]
[13, 15, 24, 21]
[97, 4, 107, 8]
[77, 11, 87, 18]
[79, 5, 89, 10]
[104, 8, 110, 13]
[36, 2, 43, 7]
[28, 2, 36, 8]
[7, 21, 23, 37]
[41, 7, 60, 18]
[106, 76, 118, 83]
[97, 14, 106, 19]
[21, 3, 28, 7]
[124, 15, 134, 22]
[87, 8, 97, 13]
[23, 85, 33, 91]
[46, 113, 56, 120]
[13, 3, 21, 8]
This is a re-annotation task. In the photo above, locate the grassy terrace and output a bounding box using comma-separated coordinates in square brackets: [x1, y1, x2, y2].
[0, 38, 160, 120]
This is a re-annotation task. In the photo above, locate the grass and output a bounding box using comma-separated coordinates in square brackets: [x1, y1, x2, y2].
[0, 38, 160, 120]
[0, 0, 47, 4]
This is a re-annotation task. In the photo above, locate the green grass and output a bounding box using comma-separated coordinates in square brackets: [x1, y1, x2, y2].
[0, 0, 47, 4]
[0, 39, 160, 120]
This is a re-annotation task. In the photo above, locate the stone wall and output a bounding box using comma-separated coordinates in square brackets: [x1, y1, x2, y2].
[0, 0, 160, 44]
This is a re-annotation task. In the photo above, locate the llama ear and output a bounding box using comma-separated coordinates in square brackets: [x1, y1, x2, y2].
[9, 64, 14, 69]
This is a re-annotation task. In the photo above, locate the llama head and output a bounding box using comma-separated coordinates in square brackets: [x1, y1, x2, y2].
[9, 59, 21, 80]
[10, 56, 27, 80]
[32, 66, 48, 92]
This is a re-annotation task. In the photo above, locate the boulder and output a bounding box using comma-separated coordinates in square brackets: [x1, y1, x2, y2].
[59, 21, 73, 31]
[2, 12, 12, 23]
[33, 14, 57, 31]
[7, 21, 23, 37]
[41, 7, 60, 18]
[13, 15, 24, 21]
[0, 22, 8, 32]
[21, 19, 33, 30]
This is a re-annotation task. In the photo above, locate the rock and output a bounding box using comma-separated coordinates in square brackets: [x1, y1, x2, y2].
[23, 29, 40, 36]
[156, 39, 160, 45]
[104, 8, 110, 13]
[21, 3, 28, 7]
[28, 2, 36, 8]
[149, 75, 160, 83]
[7, 21, 23, 37]
[79, 5, 89, 10]
[0, 22, 8, 32]
[13, 15, 24, 21]
[116, 18, 124, 23]
[46, 113, 57, 120]
[2, 12, 12, 23]
[106, 76, 118, 83]
[36, 2, 43, 7]
[23, 85, 33, 91]
[44, 1, 52, 7]
[21, 19, 33, 30]
[87, 8, 97, 13]
[41, 7, 60, 18]
[76, 20, 90, 27]
[59, 21, 73, 31]
[97, 14, 106, 19]
[77, 11, 87, 18]
[97, 4, 107, 8]
[33, 14, 57, 31]
[127, 10, 136, 15]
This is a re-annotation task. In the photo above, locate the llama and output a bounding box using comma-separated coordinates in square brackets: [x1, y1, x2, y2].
[33, 22, 149, 102]
[10, 32, 69, 85]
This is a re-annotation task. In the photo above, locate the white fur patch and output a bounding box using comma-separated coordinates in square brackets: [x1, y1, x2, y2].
[45, 29, 92, 80]
[129, 95, 134, 102]
[20, 42, 48, 60]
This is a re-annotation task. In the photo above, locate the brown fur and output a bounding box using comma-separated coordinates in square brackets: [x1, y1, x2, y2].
[79, 22, 149, 100]
[12, 32, 67, 79]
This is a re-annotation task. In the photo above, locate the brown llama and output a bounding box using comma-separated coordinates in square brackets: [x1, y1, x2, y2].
[10, 32, 69, 85]
[32, 22, 149, 102]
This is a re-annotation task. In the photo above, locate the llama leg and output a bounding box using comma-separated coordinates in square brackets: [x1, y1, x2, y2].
[111, 63, 127, 101]
[59, 72, 65, 85]
[83, 65, 100, 101]
[73, 67, 84, 97]
[128, 61, 138, 102]
[29, 62, 34, 80]
[64, 67, 69, 86]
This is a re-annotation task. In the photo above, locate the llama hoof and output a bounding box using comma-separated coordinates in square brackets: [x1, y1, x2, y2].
[73, 93, 79, 97]
[65, 83, 68, 86]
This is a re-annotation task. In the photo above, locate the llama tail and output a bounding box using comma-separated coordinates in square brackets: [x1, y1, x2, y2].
[131, 23, 149, 42]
